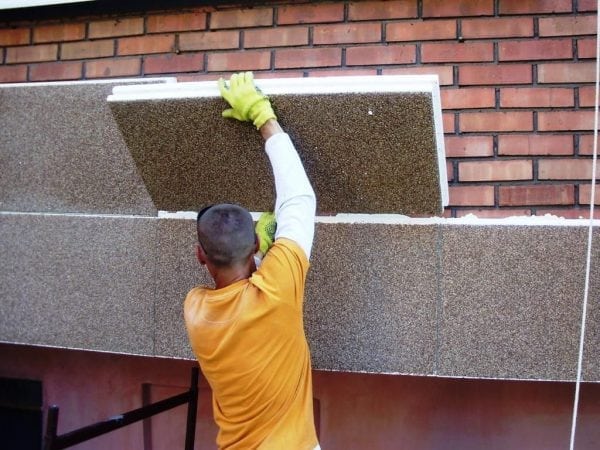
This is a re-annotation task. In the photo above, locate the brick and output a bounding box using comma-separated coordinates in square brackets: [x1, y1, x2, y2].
[539, 16, 597, 37]
[348, 1, 418, 20]
[275, 47, 341, 69]
[179, 30, 239, 51]
[422, 42, 493, 63]
[499, 39, 572, 61]
[459, 160, 532, 182]
[460, 111, 533, 132]
[500, 87, 574, 108]
[346, 44, 415, 66]
[207, 50, 271, 71]
[382, 65, 454, 85]
[578, 0, 598, 12]
[244, 26, 308, 48]
[579, 134, 596, 155]
[33, 23, 85, 43]
[210, 8, 272, 29]
[447, 161, 454, 182]
[443, 112, 455, 133]
[314, 23, 381, 45]
[61, 39, 114, 60]
[146, 12, 206, 33]
[117, 35, 175, 56]
[498, 134, 573, 156]
[307, 68, 378, 77]
[456, 208, 532, 218]
[459, 64, 532, 86]
[441, 87, 495, 109]
[6, 44, 57, 63]
[88, 17, 144, 39]
[386, 19, 456, 42]
[277, 3, 344, 25]
[85, 57, 141, 78]
[448, 185, 495, 206]
[444, 135, 494, 157]
[0, 27, 30, 46]
[579, 184, 600, 205]
[578, 38, 596, 59]
[579, 86, 597, 108]
[539, 159, 599, 180]
[0, 64, 27, 82]
[29, 60, 82, 81]
[423, 0, 493, 17]
[499, 185, 575, 206]
[461, 17, 533, 39]
[538, 62, 595, 83]
[144, 53, 204, 74]
[499, 0, 572, 14]
[538, 111, 595, 131]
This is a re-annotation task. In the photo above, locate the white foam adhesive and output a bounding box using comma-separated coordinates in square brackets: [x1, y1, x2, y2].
[157, 211, 599, 227]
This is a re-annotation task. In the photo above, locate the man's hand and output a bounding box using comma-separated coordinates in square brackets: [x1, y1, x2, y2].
[255, 211, 277, 255]
[218, 71, 277, 130]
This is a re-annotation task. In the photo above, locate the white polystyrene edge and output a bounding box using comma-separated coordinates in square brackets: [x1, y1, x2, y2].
[0, 0, 94, 9]
[312, 367, 598, 384]
[107, 75, 439, 102]
[155, 211, 600, 227]
[0, 77, 177, 88]
[431, 78, 449, 207]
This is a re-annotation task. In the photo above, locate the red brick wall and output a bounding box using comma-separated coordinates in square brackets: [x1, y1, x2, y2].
[1, 0, 598, 218]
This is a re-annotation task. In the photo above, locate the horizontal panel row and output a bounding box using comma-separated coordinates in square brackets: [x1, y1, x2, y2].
[1, 213, 597, 381]
[1, 77, 445, 216]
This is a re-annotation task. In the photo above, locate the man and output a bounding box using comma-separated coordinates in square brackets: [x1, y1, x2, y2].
[184, 72, 320, 450]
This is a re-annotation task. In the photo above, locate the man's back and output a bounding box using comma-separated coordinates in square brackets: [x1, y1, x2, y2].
[185, 238, 318, 449]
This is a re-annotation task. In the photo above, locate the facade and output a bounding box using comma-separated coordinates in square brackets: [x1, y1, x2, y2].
[1, 1, 599, 449]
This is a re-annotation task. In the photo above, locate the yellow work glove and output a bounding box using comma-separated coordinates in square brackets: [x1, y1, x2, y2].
[255, 212, 277, 255]
[218, 71, 277, 129]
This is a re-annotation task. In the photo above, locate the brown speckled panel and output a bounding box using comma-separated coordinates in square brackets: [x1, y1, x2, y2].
[438, 225, 587, 381]
[0, 213, 157, 355]
[154, 218, 210, 359]
[304, 223, 439, 374]
[583, 229, 600, 381]
[109, 92, 441, 215]
[0, 81, 165, 215]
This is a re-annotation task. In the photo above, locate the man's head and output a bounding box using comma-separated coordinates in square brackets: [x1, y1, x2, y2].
[196, 204, 257, 268]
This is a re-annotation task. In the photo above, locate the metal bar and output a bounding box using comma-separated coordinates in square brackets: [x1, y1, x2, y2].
[43, 405, 59, 450]
[184, 367, 199, 450]
[52, 390, 191, 449]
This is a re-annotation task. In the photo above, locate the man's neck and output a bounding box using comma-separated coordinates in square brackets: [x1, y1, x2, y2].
[211, 261, 255, 290]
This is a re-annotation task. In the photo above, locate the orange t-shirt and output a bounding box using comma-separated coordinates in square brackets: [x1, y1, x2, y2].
[184, 238, 318, 450]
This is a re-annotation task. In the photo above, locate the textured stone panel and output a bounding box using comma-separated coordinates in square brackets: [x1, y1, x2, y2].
[0, 80, 171, 214]
[304, 223, 439, 374]
[154, 218, 210, 359]
[583, 228, 600, 381]
[0, 213, 157, 355]
[110, 92, 441, 215]
[439, 225, 587, 381]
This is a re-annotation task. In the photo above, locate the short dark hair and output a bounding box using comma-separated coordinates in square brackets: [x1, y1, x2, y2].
[196, 204, 256, 267]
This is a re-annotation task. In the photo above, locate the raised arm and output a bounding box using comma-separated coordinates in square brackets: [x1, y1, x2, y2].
[218, 72, 316, 259]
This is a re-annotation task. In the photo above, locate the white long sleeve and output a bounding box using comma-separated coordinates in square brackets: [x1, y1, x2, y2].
[264, 132, 316, 259]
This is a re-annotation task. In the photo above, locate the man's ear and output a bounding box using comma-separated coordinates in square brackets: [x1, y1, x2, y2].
[196, 244, 207, 265]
